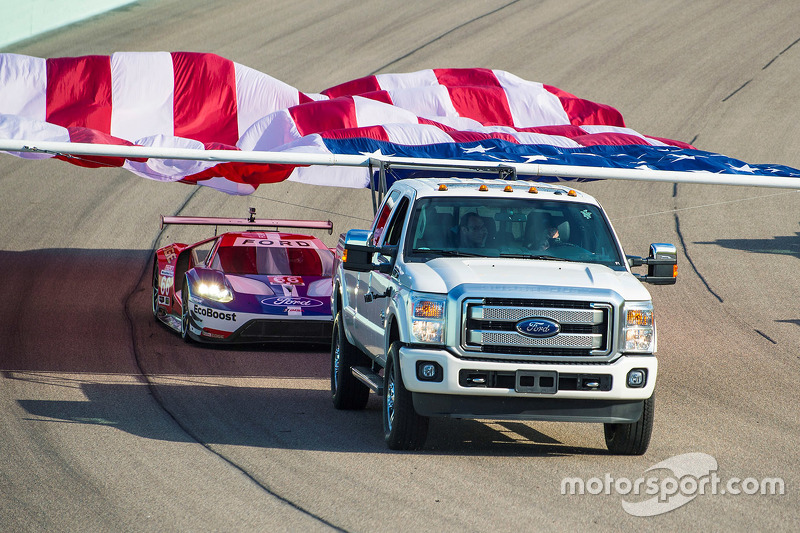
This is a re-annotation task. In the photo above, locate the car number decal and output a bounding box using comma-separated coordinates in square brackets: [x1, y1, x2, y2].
[159, 276, 173, 295]
[269, 275, 304, 285]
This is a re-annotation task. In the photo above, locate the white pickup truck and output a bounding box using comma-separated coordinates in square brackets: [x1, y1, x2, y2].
[331, 175, 676, 454]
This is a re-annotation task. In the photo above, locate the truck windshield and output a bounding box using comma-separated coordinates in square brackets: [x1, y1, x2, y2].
[405, 196, 625, 269]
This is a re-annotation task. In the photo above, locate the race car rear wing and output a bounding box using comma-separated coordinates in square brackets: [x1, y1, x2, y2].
[161, 208, 333, 234]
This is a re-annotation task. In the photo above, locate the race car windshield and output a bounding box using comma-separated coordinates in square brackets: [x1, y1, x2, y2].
[211, 245, 334, 277]
[405, 196, 626, 269]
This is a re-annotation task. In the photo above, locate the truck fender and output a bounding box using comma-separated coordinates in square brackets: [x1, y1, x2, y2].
[333, 279, 360, 348]
[383, 293, 410, 355]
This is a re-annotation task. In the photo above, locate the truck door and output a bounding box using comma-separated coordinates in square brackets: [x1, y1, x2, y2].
[361, 196, 409, 358]
[353, 190, 400, 349]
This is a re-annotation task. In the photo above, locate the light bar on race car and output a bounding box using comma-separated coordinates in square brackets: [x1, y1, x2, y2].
[161, 213, 333, 234]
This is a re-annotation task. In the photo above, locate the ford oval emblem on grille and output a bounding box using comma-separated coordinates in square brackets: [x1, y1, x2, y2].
[261, 296, 324, 308]
[516, 318, 561, 338]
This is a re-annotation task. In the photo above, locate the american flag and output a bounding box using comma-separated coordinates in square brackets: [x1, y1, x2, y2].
[1, 51, 798, 194]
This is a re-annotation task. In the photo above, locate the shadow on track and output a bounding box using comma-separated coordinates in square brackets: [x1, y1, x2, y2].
[695, 232, 800, 258]
[0, 248, 152, 374]
[0, 248, 330, 377]
[12, 379, 605, 456]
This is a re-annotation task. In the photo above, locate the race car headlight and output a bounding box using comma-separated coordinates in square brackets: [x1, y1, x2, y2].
[307, 278, 333, 297]
[196, 281, 233, 303]
[622, 302, 655, 353]
[410, 296, 446, 344]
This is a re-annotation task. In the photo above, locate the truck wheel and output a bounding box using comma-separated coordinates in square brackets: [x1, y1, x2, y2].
[604, 394, 655, 455]
[331, 312, 370, 410]
[383, 343, 429, 450]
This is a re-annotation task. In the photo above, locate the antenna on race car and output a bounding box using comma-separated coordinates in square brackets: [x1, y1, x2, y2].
[248, 207, 256, 223]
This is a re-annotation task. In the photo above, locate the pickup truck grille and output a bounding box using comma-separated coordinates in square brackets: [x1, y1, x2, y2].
[461, 298, 613, 362]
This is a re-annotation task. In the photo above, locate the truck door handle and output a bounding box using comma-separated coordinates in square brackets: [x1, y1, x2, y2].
[364, 288, 392, 303]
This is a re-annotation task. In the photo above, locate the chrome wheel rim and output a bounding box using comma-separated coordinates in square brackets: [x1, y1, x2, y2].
[333, 341, 341, 392]
[385, 367, 396, 431]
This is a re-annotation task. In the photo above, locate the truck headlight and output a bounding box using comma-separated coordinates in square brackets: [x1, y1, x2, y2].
[410, 296, 446, 344]
[622, 302, 655, 353]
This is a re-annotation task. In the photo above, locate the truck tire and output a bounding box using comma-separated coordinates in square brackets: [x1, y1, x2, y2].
[383, 343, 429, 450]
[604, 394, 654, 455]
[331, 312, 370, 410]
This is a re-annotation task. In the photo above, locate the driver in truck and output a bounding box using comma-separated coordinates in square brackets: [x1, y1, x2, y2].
[526, 213, 560, 251]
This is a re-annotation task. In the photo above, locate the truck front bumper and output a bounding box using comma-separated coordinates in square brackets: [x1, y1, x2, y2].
[398, 346, 656, 422]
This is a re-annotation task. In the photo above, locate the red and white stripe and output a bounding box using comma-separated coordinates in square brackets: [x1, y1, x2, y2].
[0, 53, 692, 193]
[321, 67, 624, 128]
[0, 51, 304, 144]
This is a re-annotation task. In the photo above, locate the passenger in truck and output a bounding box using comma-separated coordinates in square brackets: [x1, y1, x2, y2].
[458, 212, 489, 248]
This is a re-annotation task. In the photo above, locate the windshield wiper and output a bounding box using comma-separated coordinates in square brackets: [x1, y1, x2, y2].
[413, 248, 485, 257]
[499, 253, 572, 262]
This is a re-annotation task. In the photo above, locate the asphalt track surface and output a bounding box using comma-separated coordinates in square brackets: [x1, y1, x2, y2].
[1, 1, 798, 531]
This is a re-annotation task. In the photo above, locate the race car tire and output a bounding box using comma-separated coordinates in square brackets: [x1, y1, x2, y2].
[604, 394, 654, 455]
[180, 278, 193, 343]
[151, 257, 160, 318]
[382, 343, 429, 450]
[331, 312, 370, 410]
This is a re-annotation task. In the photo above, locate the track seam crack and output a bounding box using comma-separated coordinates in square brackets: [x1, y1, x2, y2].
[369, 0, 522, 75]
[722, 35, 800, 102]
[672, 194, 723, 303]
[761, 35, 800, 70]
[722, 79, 752, 103]
[672, 185, 782, 345]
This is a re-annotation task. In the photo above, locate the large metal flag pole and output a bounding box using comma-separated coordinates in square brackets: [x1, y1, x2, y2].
[2, 138, 800, 190]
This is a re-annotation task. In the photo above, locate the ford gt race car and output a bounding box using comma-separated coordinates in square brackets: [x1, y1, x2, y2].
[152, 211, 335, 344]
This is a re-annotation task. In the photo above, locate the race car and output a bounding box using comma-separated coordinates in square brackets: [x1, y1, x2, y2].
[151, 210, 335, 343]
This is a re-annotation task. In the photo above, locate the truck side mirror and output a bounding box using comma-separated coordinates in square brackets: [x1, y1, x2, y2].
[627, 243, 677, 285]
[343, 243, 376, 272]
[342, 229, 374, 272]
[342, 229, 398, 273]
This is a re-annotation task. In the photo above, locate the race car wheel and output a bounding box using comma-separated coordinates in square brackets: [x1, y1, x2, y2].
[151, 257, 160, 318]
[180, 278, 193, 343]
[382, 343, 429, 450]
[331, 312, 370, 410]
[604, 394, 655, 455]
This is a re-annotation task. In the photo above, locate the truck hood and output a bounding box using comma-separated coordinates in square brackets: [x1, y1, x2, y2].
[399, 258, 651, 301]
